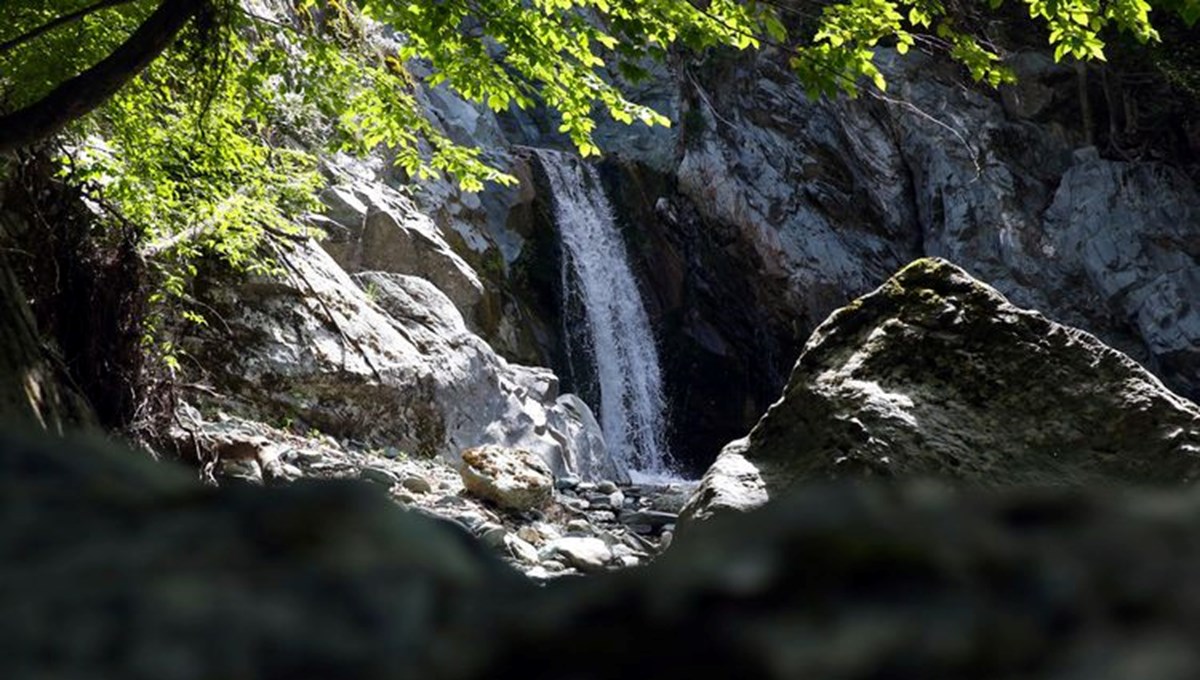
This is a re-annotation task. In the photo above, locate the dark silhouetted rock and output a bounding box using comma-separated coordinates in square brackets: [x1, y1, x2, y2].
[10, 429, 1200, 678]
[684, 258, 1200, 521]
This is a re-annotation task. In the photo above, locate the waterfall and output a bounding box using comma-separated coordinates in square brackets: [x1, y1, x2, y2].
[535, 149, 674, 480]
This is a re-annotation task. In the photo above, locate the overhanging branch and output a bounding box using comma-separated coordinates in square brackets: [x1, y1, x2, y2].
[0, 0, 205, 154]
[0, 0, 139, 56]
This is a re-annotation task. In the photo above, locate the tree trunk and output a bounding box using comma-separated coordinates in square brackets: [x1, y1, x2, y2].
[1076, 62, 1095, 147]
[0, 0, 203, 154]
[0, 249, 95, 432]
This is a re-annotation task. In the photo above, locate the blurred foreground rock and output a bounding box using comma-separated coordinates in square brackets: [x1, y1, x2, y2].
[8, 429, 1200, 679]
[684, 258, 1200, 521]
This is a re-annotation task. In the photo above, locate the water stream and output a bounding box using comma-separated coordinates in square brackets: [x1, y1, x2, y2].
[535, 149, 675, 481]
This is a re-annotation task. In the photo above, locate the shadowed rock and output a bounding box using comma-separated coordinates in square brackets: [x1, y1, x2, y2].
[9, 429, 1200, 678]
[683, 258, 1200, 521]
[0, 428, 528, 680]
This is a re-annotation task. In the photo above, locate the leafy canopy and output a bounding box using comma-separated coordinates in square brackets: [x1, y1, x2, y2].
[0, 0, 1196, 350]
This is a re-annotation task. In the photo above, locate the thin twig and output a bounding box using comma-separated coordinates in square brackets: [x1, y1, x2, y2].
[867, 89, 984, 178]
[268, 237, 386, 383]
[684, 68, 739, 129]
[0, 0, 137, 55]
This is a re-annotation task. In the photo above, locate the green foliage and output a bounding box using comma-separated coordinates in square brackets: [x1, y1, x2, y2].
[362, 278, 382, 303]
[0, 0, 1195, 367]
[0, 1, 157, 110]
[789, 0, 1197, 97]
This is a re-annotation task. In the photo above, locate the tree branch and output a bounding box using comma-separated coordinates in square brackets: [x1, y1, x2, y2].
[0, 0, 139, 55]
[139, 187, 245, 259]
[0, 0, 205, 154]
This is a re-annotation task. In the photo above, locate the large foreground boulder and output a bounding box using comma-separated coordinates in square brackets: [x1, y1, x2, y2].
[13, 429, 1200, 678]
[683, 258, 1200, 521]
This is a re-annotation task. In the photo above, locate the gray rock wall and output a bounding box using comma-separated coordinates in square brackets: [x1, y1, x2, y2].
[591, 48, 1199, 470]
[182, 237, 625, 482]
[204, 14, 1200, 475]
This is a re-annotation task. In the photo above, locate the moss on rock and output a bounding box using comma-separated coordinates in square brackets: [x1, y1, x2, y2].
[684, 258, 1200, 522]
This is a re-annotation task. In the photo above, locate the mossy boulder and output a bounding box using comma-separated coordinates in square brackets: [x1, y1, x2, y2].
[683, 258, 1200, 521]
[459, 444, 554, 512]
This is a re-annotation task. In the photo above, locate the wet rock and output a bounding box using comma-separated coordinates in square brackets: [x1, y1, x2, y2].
[547, 394, 630, 484]
[402, 474, 434, 494]
[540, 537, 612, 573]
[459, 445, 553, 512]
[503, 534, 541, 566]
[619, 510, 677, 530]
[684, 258, 1200, 522]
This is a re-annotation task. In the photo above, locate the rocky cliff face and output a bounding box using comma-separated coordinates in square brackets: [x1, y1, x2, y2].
[181, 235, 625, 483]
[574, 48, 1200, 471]
[289, 41, 1197, 476]
[3, 4, 1196, 482]
[681, 258, 1200, 522]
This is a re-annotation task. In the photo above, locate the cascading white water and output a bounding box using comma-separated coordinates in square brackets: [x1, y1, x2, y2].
[535, 149, 674, 480]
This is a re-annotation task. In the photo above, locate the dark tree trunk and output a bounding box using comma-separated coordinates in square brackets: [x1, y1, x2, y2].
[0, 0, 204, 153]
[0, 253, 95, 432]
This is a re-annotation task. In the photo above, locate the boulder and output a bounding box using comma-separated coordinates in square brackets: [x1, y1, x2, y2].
[182, 238, 621, 481]
[683, 258, 1200, 521]
[458, 444, 553, 511]
[538, 536, 612, 574]
[316, 158, 486, 326]
[0, 428, 526, 680]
